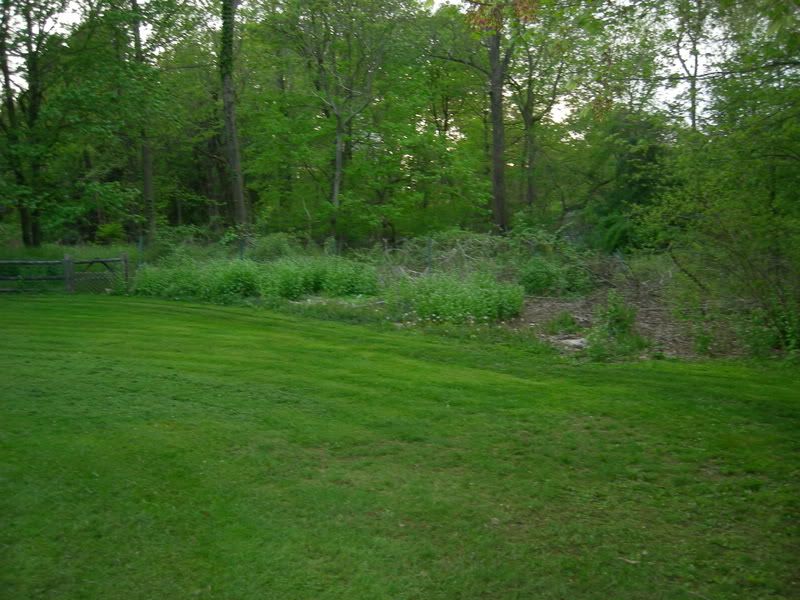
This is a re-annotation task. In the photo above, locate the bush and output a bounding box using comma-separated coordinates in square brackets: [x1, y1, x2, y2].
[260, 258, 326, 300]
[737, 306, 800, 359]
[96, 223, 125, 245]
[519, 255, 592, 296]
[388, 273, 524, 324]
[246, 233, 300, 262]
[260, 257, 378, 300]
[133, 262, 206, 300]
[520, 256, 564, 295]
[134, 256, 378, 304]
[543, 312, 581, 335]
[586, 291, 649, 361]
[204, 260, 262, 302]
[321, 258, 378, 296]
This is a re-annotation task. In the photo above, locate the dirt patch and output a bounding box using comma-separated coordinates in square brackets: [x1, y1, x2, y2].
[516, 288, 698, 358]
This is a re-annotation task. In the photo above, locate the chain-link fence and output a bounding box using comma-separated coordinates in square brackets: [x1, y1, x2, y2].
[0, 255, 129, 294]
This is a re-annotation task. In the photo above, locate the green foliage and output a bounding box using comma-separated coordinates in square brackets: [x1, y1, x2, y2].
[133, 256, 377, 304]
[519, 256, 563, 295]
[259, 258, 326, 300]
[519, 255, 592, 296]
[259, 257, 378, 300]
[586, 291, 649, 361]
[543, 311, 581, 335]
[388, 273, 524, 324]
[206, 260, 263, 302]
[133, 262, 207, 301]
[246, 233, 300, 262]
[738, 307, 800, 361]
[144, 226, 221, 264]
[319, 258, 379, 297]
[95, 223, 125, 245]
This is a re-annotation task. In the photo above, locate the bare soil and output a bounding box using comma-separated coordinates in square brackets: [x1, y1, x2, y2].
[517, 288, 699, 358]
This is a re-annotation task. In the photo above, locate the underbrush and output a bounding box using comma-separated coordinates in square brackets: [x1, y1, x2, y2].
[586, 291, 650, 361]
[133, 256, 378, 304]
[13, 227, 795, 361]
[260, 257, 378, 300]
[387, 273, 524, 324]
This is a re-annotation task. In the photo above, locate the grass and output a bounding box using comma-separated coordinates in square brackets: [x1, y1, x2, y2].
[1, 295, 798, 599]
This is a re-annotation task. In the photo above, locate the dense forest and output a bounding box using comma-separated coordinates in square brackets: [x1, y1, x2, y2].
[1, 0, 798, 356]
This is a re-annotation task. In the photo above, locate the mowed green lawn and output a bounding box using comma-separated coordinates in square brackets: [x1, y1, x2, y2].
[1, 296, 798, 599]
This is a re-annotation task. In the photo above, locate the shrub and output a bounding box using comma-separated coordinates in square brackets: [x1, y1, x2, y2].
[519, 255, 592, 296]
[204, 260, 262, 302]
[133, 262, 206, 300]
[320, 258, 378, 296]
[520, 256, 564, 295]
[260, 258, 326, 300]
[247, 233, 300, 262]
[737, 306, 800, 359]
[586, 291, 649, 361]
[133, 256, 378, 304]
[543, 312, 581, 335]
[96, 223, 125, 245]
[134, 259, 261, 303]
[260, 257, 378, 300]
[388, 273, 524, 324]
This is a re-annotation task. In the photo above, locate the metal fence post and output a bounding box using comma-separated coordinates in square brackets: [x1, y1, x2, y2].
[121, 253, 129, 290]
[63, 255, 75, 292]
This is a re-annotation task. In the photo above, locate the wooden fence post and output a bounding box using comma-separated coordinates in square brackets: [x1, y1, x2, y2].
[63, 255, 75, 292]
[121, 252, 129, 289]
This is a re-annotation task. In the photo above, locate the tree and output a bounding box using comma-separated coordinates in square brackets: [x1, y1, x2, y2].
[220, 0, 247, 227]
[0, 0, 67, 246]
[270, 0, 415, 242]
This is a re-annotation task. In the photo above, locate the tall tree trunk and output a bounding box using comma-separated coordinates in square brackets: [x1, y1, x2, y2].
[23, 6, 42, 245]
[331, 120, 344, 209]
[206, 134, 223, 231]
[130, 0, 156, 243]
[276, 61, 293, 207]
[18, 203, 33, 247]
[523, 124, 537, 207]
[330, 118, 345, 243]
[487, 31, 508, 232]
[142, 136, 155, 236]
[220, 0, 248, 227]
[1, 0, 28, 245]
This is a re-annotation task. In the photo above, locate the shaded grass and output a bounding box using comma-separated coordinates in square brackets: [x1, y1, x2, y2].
[1, 295, 798, 599]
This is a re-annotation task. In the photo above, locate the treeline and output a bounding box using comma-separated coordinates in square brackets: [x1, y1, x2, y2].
[0, 0, 792, 244]
[1, 0, 799, 349]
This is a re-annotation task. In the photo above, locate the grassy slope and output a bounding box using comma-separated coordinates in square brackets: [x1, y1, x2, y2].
[1, 296, 798, 600]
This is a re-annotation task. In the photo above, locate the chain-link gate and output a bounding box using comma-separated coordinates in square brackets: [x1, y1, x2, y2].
[0, 254, 129, 294]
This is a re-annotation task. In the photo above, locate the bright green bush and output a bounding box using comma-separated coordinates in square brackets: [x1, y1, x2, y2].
[134, 260, 261, 303]
[388, 274, 524, 324]
[260, 258, 326, 300]
[95, 223, 125, 245]
[134, 256, 378, 304]
[260, 257, 378, 300]
[204, 260, 262, 302]
[320, 258, 378, 296]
